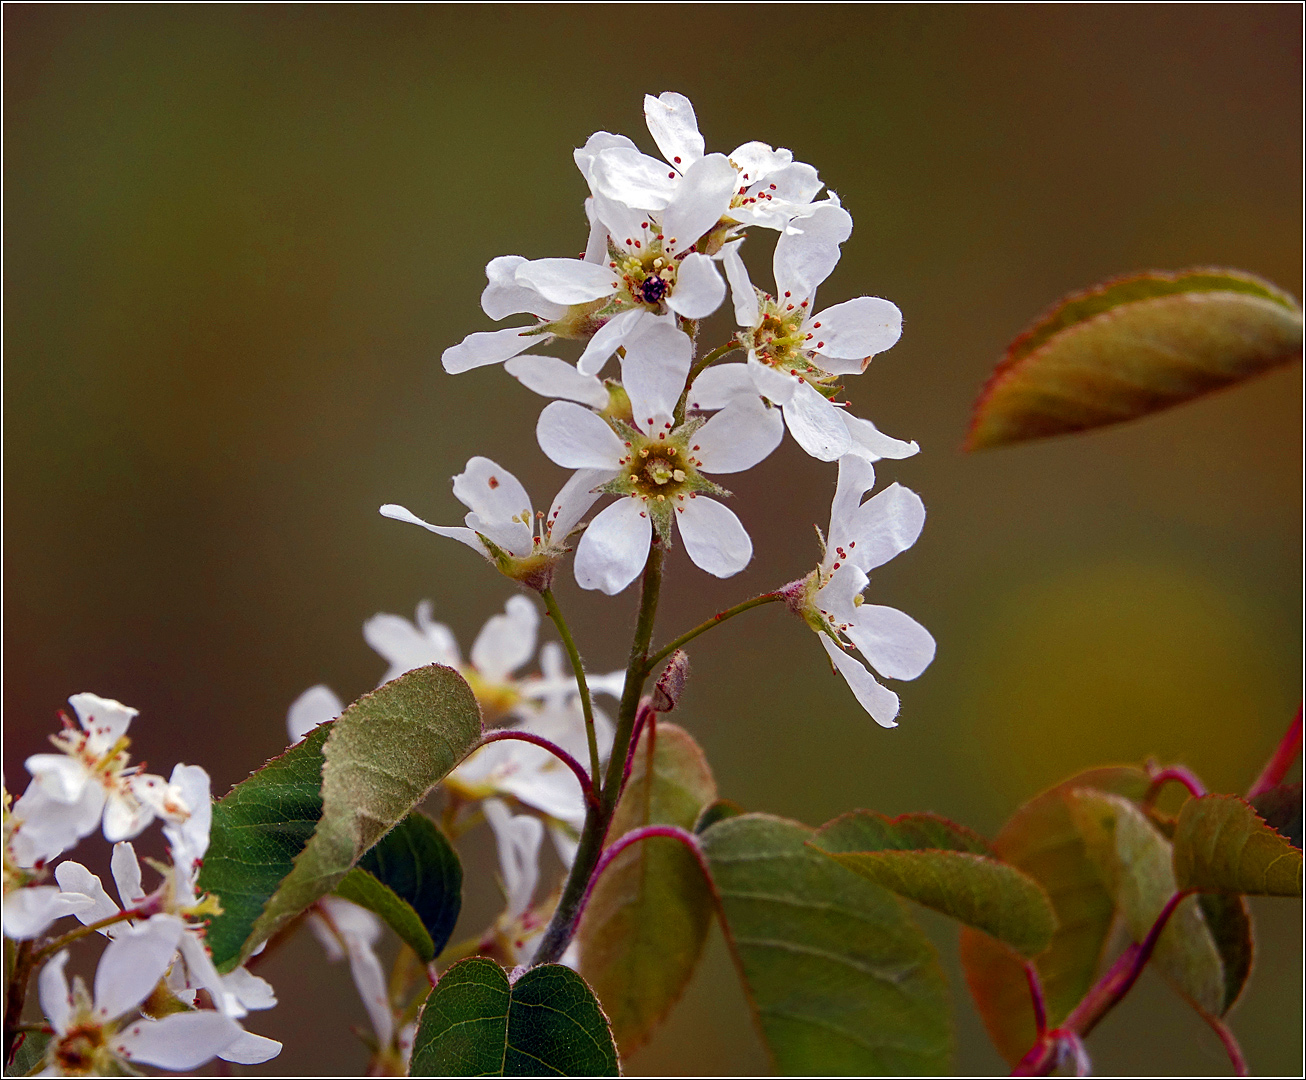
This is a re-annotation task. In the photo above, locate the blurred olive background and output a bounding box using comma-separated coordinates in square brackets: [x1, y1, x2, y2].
[5, 5, 1301, 1076]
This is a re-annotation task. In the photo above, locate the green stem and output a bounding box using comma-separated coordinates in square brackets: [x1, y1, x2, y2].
[541, 587, 602, 784]
[531, 542, 667, 965]
[673, 338, 742, 425]
[645, 591, 784, 674]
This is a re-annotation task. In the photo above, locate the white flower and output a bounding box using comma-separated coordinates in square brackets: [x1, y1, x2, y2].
[1, 789, 97, 941]
[36, 915, 250, 1075]
[692, 202, 916, 463]
[482, 798, 549, 966]
[308, 896, 394, 1048]
[381, 456, 608, 589]
[788, 456, 936, 726]
[17, 694, 189, 861]
[536, 335, 781, 592]
[286, 684, 344, 744]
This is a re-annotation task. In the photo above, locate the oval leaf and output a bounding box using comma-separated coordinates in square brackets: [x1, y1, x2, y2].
[335, 867, 434, 962]
[967, 268, 1303, 450]
[1197, 892, 1254, 1015]
[1066, 789, 1225, 1016]
[360, 811, 463, 958]
[958, 766, 1148, 1065]
[701, 813, 952, 1075]
[409, 956, 618, 1076]
[1173, 793, 1303, 897]
[1250, 782, 1303, 849]
[578, 721, 716, 1056]
[200, 665, 481, 970]
[812, 811, 1057, 958]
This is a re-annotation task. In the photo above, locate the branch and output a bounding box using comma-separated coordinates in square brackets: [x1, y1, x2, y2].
[476, 730, 598, 808]
[574, 825, 709, 928]
[645, 591, 783, 673]
[1248, 705, 1302, 799]
[540, 587, 601, 785]
[1143, 764, 1207, 807]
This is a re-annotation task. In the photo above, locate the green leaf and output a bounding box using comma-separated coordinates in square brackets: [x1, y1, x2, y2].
[408, 956, 618, 1076]
[577, 721, 716, 1057]
[359, 811, 463, 957]
[1249, 782, 1303, 850]
[694, 798, 745, 834]
[9, 1030, 50, 1075]
[335, 868, 435, 962]
[1172, 793, 1303, 896]
[958, 766, 1148, 1065]
[200, 665, 481, 970]
[200, 725, 331, 970]
[1197, 892, 1254, 1015]
[1066, 789, 1225, 1016]
[812, 812, 1057, 958]
[966, 268, 1303, 450]
[701, 813, 952, 1075]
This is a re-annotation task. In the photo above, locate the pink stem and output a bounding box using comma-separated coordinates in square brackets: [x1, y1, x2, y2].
[1024, 962, 1048, 1036]
[573, 824, 707, 929]
[1198, 1011, 1249, 1077]
[476, 730, 597, 808]
[620, 700, 655, 792]
[1248, 705, 1303, 799]
[1143, 765, 1207, 806]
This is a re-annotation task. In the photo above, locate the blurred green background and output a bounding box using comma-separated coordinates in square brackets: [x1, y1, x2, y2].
[4, 6, 1300, 1075]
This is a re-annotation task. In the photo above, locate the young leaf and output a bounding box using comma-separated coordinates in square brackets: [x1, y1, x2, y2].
[966, 268, 1303, 450]
[694, 798, 745, 834]
[812, 811, 1057, 958]
[408, 956, 618, 1076]
[1172, 793, 1303, 896]
[577, 721, 716, 1057]
[9, 1030, 50, 1075]
[335, 867, 435, 962]
[1250, 782, 1303, 849]
[200, 665, 481, 971]
[1197, 892, 1254, 1015]
[958, 766, 1148, 1065]
[701, 813, 952, 1075]
[359, 811, 463, 957]
[1066, 789, 1225, 1016]
[200, 725, 331, 970]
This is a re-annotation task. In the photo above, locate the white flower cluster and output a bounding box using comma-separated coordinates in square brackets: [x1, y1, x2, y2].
[386, 92, 933, 725]
[3, 694, 281, 1074]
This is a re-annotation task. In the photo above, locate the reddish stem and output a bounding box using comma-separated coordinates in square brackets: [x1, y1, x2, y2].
[1023, 962, 1048, 1036]
[1198, 1010, 1249, 1077]
[476, 730, 598, 808]
[1143, 765, 1207, 807]
[620, 700, 655, 793]
[1248, 705, 1302, 799]
[573, 824, 707, 929]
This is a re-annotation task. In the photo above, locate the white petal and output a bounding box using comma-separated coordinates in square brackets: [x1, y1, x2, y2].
[591, 147, 678, 210]
[546, 468, 613, 544]
[222, 967, 277, 1013]
[53, 861, 121, 929]
[470, 596, 539, 683]
[576, 307, 644, 376]
[666, 252, 726, 319]
[442, 326, 544, 374]
[846, 605, 937, 681]
[14, 782, 104, 857]
[746, 354, 798, 406]
[676, 497, 752, 578]
[574, 497, 652, 595]
[574, 131, 639, 185]
[178, 932, 235, 1018]
[378, 504, 482, 555]
[808, 296, 902, 362]
[663, 154, 736, 255]
[286, 684, 343, 744]
[218, 1030, 283, 1064]
[687, 362, 754, 411]
[481, 255, 567, 322]
[69, 693, 138, 756]
[774, 201, 853, 303]
[25, 755, 91, 804]
[38, 950, 73, 1032]
[536, 401, 623, 469]
[828, 456, 878, 553]
[110, 842, 145, 906]
[340, 927, 393, 1045]
[163, 764, 211, 867]
[514, 258, 618, 305]
[644, 92, 704, 169]
[504, 355, 608, 408]
[582, 198, 609, 265]
[115, 1012, 244, 1070]
[720, 241, 759, 327]
[692, 398, 783, 474]
[783, 382, 852, 461]
[621, 318, 692, 428]
[452, 457, 534, 549]
[101, 790, 154, 843]
[483, 798, 544, 921]
[590, 192, 650, 259]
[1, 886, 94, 940]
[94, 914, 185, 1021]
[729, 141, 793, 185]
[317, 896, 384, 947]
[848, 483, 926, 572]
[819, 636, 900, 728]
[364, 608, 460, 685]
[842, 413, 921, 462]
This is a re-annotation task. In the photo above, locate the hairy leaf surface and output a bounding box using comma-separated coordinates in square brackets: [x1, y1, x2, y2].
[1172, 793, 1303, 896]
[577, 721, 716, 1056]
[813, 811, 1056, 957]
[967, 268, 1302, 449]
[358, 811, 463, 958]
[701, 813, 952, 1075]
[409, 956, 618, 1076]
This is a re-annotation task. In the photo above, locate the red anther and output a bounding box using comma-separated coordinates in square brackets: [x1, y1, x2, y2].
[673, 156, 681, 164]
[624, 441, 632, 447]
[658, 433, 665, 440]
[800, 300, 808, 307]
[647, 418, 654, 425]
[634, 241, 641, 248]
[816, 341, 825, 348]
[487, 476, 499, 489]
[689, 492, 697, 498]
[813, 322, 821, 328]
[641, 222, 649, 228]
[784, 291, 791, 297]
[848, 540, 856, 548]
[625, 238, 633, 245]
[832, 562, 840, 569]
[692, 444, 700, 451]
[668, 171, 675, 178]
[609, 261, 617, 268]
[769, 183, 777, 190]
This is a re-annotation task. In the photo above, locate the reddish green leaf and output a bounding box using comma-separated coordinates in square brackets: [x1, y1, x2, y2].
[1173, 794, 1303, 896]
[967, 268, 1302, 450]
[958, 766, 1148, 1065]
[577, 722, 716, 1057]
